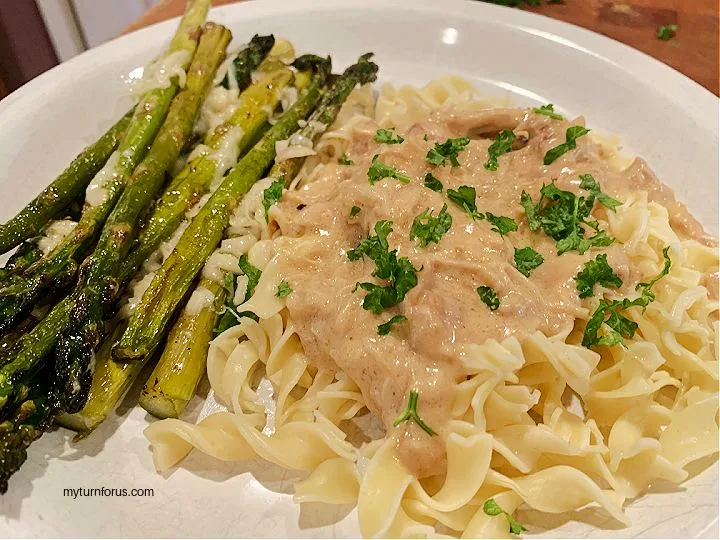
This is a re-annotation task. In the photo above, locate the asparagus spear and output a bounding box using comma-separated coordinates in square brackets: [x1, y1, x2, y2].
[271, 52, 378, 185]
[54, 323, 142, 436]
[138, 278, 224, 418]
[0, 371, 56, 494]
[53, 24, 231, 414]
[114, 59, 331, 363]
[220, 34, 275, 89]
[120, 67, 294, 282]
[0, 0, 211, 414]
[0, 239, 42, 283]
[137, 55, 378, 418]
[0, 0, 211, 336]
[0, 111, 133, 256]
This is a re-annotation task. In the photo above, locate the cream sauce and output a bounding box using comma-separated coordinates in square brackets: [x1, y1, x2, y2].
[273, 107, 713, 478]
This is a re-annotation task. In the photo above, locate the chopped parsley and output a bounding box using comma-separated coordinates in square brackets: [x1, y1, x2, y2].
[483, 498, 526, 536]
[374, 128, 404, 145]
[657, 24, 677, 41]
[520, 180, 617, 255]
[579, 173, 621, 211]
[338, 153, 354, 165]
[575, 253, 622, 299]
[423, 172, 443, 192]
[367, 154, 411, 185]
[238, 254, 262, 302]
[582, 247, 671, 348]
[350, 205, 361, 218]
[213, 272, 260, 336]
[476, 286, 500, 311]
[276, 280, 293, 298]
[447, 185, 484, 220]
[485, 212, 518, 237]
[484, 130, 516, 171]
[262, 177, 285, 221]
[426, 137, 470, 167]
[348, 221, 421, 314]
[514, 246, 544, 277]
[377, 314, 407, 335]
[533, 103, 563, 120]
[543, 126, 591, 165]
[409, 204, 452, 247]
[393, 390, 437, 436]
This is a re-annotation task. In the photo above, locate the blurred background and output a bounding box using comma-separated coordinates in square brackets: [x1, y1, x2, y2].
[0, 0, 717, 100]
[0, 0, 161, 98]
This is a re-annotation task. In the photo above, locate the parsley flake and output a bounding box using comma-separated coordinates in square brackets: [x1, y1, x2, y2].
[483, 498, 526, 536]
[657, 24, 677, 41]
[544, 126, 591, 165]
[423, 172, 443, 192]
[447, 185, 484, 220]
[409, 204, 452, 247]
[213, 272, 259, 335]
[485, 212, 518, 237]
[238, 254, 262, 301]
[579, 173, 621, 211]
[533, 103, 563, 120]
[374, 128, 404, 145]
[484, 130, 516, 171]
[262, 177, 285, 221]
[350, 205, 361, 218]
[582, 247, 671, 348]
[377, 314, 407, 335]
[426, 137, 470, 167]
[338, 153, 354, 165]
[514, 246, 544, 277]
[276, 280, 293, 298]
[476, 286, 500, 311]
[368, 154, 411, 185]
[521, 181, 615, 255]
[393, 390, 437, 436]
[348, 221, 421, 314]
[575, 253, 622, 298]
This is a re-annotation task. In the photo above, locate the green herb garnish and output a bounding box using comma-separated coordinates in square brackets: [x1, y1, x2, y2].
[276, 280, 293, 298]
[368, 154, 411, 185]
[426, 137, 470, 167]
[514, 246, 544, 277]
[423, 172, 443, 192]
[484, 129, 516, 171]
[582, 247, 671, 348]
[374, 128, 404, 145]
[575, 253, 622, 298]
[339, 153, 354, 165]
[348, 221, 421, 314]
[377, 315, 407, 335]
[476, 286, 500, 311]
[447, 185, 484, 220]
[350, 205, 361, 218]
[544, 126, 590, 165]
[485, 212, 518, 237]
[657, 24, 677, 41]
[409, 204, 452, 247]
[238, 254, 262, 302]
[579, 173, 621, 211]
[393, 390, 437, 436]
[533, 103, 563, 120]
[213, 272, 259, 335]
[262, 177, 285, 221]
[483, 498, 526, 536]
[520, 180, 617, 255]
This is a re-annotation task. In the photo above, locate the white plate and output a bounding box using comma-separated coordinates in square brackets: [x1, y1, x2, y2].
[0, 0, 717, 537]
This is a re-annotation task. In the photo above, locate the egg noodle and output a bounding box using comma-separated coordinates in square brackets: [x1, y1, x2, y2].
[144, 77, 719, 538]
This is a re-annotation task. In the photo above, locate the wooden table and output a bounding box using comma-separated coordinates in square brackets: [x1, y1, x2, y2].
[127, 0, 719, 95]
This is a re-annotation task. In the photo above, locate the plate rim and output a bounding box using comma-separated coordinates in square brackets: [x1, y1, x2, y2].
[0, 0, 717, 125]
